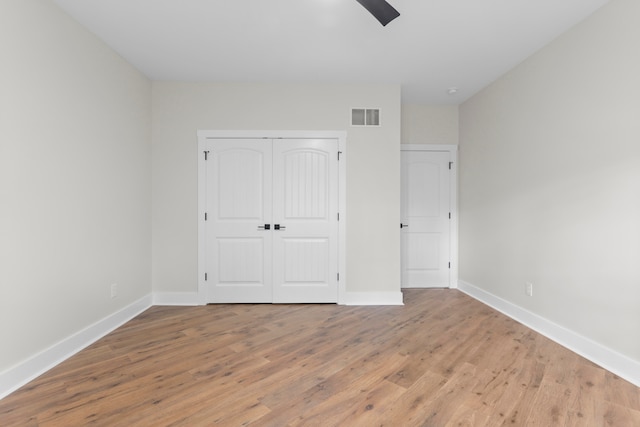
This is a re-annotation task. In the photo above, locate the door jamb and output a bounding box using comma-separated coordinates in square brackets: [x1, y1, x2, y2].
[197, 130, 347, 304]
[400, 144, 458, 288]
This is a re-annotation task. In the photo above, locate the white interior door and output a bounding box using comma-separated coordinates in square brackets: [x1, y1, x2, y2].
[205, 139, 273, 302]
[204, 138, 338, 303]
[401, 150, 451, 288]
[272, 139, 339, 303]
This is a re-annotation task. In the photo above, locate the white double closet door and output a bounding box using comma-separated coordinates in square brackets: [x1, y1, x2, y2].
[204, 138, 339, 303]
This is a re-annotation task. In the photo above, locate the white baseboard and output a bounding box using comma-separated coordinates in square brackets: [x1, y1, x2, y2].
[0, 294, 153, 400]
[153, 291, 405, 306]
[458, 280, 640, 388]
[153, 292, 200, 306]
[341, 291, 404, 306]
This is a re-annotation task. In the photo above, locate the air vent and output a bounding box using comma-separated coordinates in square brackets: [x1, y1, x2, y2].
[351, 108, 380, 126]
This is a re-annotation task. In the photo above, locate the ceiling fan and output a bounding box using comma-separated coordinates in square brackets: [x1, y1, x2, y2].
[355, 0, 400, 26]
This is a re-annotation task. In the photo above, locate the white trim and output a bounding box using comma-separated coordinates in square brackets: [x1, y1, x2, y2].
[400, 144, 458, 289]
[458, 280, 640, 388]
[342, 291, 404, 306]
[0, 294, 152, 400]
[197, 135, 208, 305]
[337, 135, 347, 305]
[197, 130, 348, 141]
[450, 149, 458, 288]
[153, 292, 200, 306]
[197, 130, 347, 305]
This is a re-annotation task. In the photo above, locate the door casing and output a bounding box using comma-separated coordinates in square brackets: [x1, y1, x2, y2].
[197, 130, 347, 304]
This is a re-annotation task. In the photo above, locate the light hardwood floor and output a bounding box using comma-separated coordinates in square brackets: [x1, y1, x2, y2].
[1, 289, 639, 426]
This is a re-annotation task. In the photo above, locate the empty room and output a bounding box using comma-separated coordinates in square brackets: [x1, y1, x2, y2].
[1, 0, 639, 425]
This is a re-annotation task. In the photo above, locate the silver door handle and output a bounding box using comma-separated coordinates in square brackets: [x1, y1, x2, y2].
[258, 224, 271, 230]
[400, 223, 409, 228]
[274, 224, 286, 230]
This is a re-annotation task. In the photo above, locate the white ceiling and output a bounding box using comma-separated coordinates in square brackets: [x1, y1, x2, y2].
[52, 0, 609, 104]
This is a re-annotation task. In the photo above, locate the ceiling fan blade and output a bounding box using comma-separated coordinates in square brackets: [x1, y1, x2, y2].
[355, 0, 400, 26]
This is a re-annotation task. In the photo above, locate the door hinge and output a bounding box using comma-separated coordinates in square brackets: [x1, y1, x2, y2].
[204, 150, 210, 160]
[205, 212, 208, 221]
[449, 212, 451, 219]
[449, 161, 453, 170]
[337, 212, 340, 221]
[338, 151, 342, 161]
[205, 272, 208, 281]
[337, 273, 340, 281]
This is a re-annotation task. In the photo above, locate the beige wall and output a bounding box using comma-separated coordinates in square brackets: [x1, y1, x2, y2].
[401, 105, 458, 145]
[459, 0, 640, 361]
[0, 0, 152, 371]
[10, 0, 635, 391]
[151, 83, 402, 295]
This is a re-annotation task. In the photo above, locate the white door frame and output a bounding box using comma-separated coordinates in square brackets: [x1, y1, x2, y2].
[197, 130, 347, 304]
[401, 144, 458, 288]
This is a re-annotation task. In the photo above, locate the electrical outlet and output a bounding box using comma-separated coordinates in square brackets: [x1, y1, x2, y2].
[525, 282, 533, 297]
[111, 283, 118, 299]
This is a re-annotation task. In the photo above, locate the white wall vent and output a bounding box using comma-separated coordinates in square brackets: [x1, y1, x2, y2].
[351, 108, 380, 126]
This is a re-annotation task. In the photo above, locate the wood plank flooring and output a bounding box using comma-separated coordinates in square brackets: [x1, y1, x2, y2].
[1, 289, 639, 426]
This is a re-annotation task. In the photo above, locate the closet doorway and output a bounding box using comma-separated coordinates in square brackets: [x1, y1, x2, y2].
[198, 131, 346, 303]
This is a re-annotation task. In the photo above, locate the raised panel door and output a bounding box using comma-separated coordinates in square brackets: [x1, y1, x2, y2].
[205, 139, 273, 302]
[401, 150, 451, 288]
[272, 139, 339, 303]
